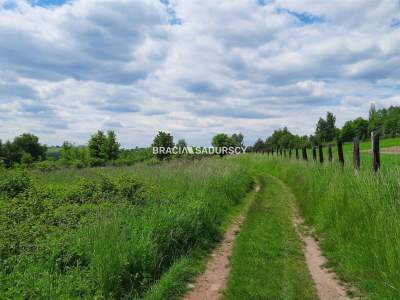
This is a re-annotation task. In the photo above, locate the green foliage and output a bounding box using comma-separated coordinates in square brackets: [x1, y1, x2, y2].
[0, 159, 251, 299]
[211, 133, 244, 156]
[262, 127, 310, 152]
[115, 148, 154, 166]
[88, 130, 120, 161]
[0, 133, 46, 168]
[258, 105, 400, 151]
[0, 170, 31, 198]
[315, 112, 337, 142]
[176, 139, 187, 149]
[152, 131, 174, 160]
[340, 117, 369, 142]
[245, 155, 400, 299]
[252, 138, 266, 152]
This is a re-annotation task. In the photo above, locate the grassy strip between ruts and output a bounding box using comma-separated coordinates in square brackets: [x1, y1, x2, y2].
[142, 177, 258, 300]
[224, 161, 318, 300]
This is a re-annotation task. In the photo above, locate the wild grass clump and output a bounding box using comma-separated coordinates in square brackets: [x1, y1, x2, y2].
[0, 158, 251, 299]
[238, 155, 400, 299]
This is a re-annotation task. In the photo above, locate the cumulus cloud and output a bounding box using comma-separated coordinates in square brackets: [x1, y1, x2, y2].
[0, 0, 400, 146]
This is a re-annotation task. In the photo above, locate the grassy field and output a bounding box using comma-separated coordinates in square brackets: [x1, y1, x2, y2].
[224, 166, 317, 299]
[240, 154, 400, 299]
[0, 159, 252, 299]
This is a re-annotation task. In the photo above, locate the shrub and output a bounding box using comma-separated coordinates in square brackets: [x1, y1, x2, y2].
[0, 171, 32, 198]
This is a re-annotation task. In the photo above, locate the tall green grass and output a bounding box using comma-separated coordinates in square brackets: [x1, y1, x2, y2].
[0, 159, 251, 299]
[237, 155, 400, 299]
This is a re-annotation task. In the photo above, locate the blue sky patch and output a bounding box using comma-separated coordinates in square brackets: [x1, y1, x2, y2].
[160, 0, 183, 25]
[277, 7, 325, 25]
[28, 0, 68, 7]
[256, 0, 268, 6]
[391, 18, 400, 28]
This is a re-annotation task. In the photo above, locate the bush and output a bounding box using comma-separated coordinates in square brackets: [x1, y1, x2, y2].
[0, 171, 32, 198]
[88, 158, 106, 167]
[32, 161, 60, 172]
[0, 159, 252, 299]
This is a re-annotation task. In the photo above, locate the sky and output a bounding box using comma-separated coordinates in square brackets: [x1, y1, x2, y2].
[0, 0, 400, 147]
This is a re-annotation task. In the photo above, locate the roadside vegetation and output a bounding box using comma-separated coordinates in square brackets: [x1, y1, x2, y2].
[240, 154, 400, 299]
[0, 159, 252, 299]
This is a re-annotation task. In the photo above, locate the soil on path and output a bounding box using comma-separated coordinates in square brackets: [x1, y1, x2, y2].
[293, 214, 356, 300]
[183, 185, 260, 300]
[365, 146, 400, 154]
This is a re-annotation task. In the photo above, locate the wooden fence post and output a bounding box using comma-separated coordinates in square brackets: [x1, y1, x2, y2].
[312, 147, 317, 161]
[295, 148, 299, 160]
[371, 132, 380, 172]
[318, 145, 324, 164]
[302, 147, 308, 161]
[328, 144, 333, 162]
[353, 137, 360, 170]
[337, 141, 344, 167]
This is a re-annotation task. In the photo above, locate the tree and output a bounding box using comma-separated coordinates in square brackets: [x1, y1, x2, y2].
[369, 102, 376, 121]
[315, 112, 336, 143]
[176, 139, 187, 149]
[13, 133, 47, 161]
[104, 131, 120, 160]
[231, 133, 244, 147]
[88, 131, 107, 159]
[326, 112, 336, 141]
[211, 133, 235, 156]
[340, 120, 355, 142]
[60, 141, 74, 161]
[352, 118, 369, 140]
[252, 138, 265, 152]
[0, 140, 3, 160]
[152, 131, 174, 160]
[88, 130, 120, 161]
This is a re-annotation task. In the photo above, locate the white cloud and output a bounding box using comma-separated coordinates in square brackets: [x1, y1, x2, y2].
[0, 0, 400, 147]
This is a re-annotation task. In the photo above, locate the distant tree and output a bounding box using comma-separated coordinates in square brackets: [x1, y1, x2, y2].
[60, 141, 74, 161]
[265, 127, 294, 150]
[369, 102, 377, 121]
[253, 138, 265, 152]
[104, 131, 120, 160]
[315, 112, 336, 143]
[353, 118, 369, 140]
[13, 133, 47, 161]
[340, 121, 355, 142]
[211, 133, 237, 156]
[88, 130, 120, 161]
[231, 133, 244, 147]
[176, 139, 187, 149]
[326, 112, 337, 141]
[341, 118, 369, 141]
[152, 131, 174, 160]
[88, 131, 107, 159]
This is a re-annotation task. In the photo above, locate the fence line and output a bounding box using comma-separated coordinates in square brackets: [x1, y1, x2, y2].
[260, 131, 383, 172]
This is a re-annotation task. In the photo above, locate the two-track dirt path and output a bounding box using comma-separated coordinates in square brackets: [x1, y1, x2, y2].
[184, 178, 357, 300]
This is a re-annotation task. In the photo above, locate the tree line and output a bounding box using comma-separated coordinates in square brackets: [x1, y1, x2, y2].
[1, 104, 399, 168]
[250, 104, 400, 152]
